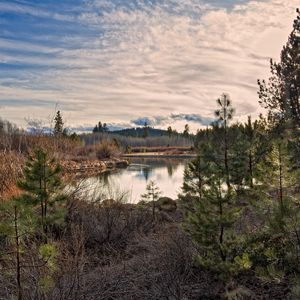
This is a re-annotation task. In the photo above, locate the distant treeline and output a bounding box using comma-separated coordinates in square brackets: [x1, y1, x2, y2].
[81, 132, 193, 148]
[0, 116, 193, 153]
[112, 127, 169, 138]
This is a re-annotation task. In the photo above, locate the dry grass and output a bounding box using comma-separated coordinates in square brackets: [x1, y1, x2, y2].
[0, 152, 24, 201]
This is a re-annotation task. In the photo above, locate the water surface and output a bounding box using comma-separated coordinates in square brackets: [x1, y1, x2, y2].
[79, 158, 190, 203]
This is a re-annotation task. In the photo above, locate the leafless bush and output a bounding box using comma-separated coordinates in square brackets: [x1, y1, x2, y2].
[124, 227, 195, 300]
[51, 225, 87, 300]
[96, 141, 120, 160]
[0, 118, 22, 152]
[67, 226, 196, 300]
[67, 197, 154, 257]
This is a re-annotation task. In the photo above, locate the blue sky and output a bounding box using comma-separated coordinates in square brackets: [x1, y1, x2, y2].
[0, 0, 298, 132]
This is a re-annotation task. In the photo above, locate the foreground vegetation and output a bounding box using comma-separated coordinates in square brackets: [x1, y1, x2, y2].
[0, 8, 300, 300]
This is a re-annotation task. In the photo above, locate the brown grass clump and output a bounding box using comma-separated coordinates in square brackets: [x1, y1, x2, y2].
[25, 136, 81, 160]
[0, 152, 24, 201]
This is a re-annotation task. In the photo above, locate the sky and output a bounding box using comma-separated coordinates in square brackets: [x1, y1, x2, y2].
[0, 0, 298, 132]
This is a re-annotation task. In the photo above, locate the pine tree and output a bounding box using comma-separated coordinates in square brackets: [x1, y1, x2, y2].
[262, 131, 295, 216]
[180, 97, 252, 279]
[251, 132, 300, 277]
[230, 117, 270, 190]
[98, 122, 103, 132]
[102, 123, 108, 132]
[180, 149, 235, 277]
[0, 202, 36, 300]
[53, 111, 64, 136]
[243, 117, 259, 188]
[183, 124, 190, 137]
[93, 124, 98, 133]
[143, 122, 149, 138]
[183, 175, 242, 278]
[93, 122, 106, 133]
[0, 201, 57, 299]
[141, 180, 161, 220]
[179, 154, 208, 207]
[167, 126, 173, 138]
[226, 124, 250, 190]
[258, 9, 300, 127]
[215, 93, 235, 188]
[255, 10, 300, 273]
[16, 149, 66, 236]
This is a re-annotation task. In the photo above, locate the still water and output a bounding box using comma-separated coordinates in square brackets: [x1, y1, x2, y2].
[77, 158, 190, 203]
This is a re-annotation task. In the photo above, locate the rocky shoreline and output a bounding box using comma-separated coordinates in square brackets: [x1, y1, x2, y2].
[60, 158, 129, 177]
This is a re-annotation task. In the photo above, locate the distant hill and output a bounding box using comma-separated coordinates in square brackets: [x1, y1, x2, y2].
[111, 127, 169, 137]
[81, 126, 193, 147]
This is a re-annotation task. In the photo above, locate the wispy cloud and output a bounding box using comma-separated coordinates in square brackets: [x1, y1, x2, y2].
[0, 0, 298, 131]
[0, 2, 76, 22]
[131, 113, 214, 127]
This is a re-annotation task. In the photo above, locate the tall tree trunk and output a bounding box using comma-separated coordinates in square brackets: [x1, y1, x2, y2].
[43, 159, 47, 236]
[218, 182, 226, 262]
[224, 119, 230, 189]
[249, 150, 254, 188]
[14, 206, 22, 300]
[39, 177, 45, 235]
[278, 144, 284, 209]
[152, 199, 155, 221]
[197, 158, 203, 200]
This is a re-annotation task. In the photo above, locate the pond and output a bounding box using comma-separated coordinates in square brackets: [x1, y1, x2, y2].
[76, 158, 191, 203]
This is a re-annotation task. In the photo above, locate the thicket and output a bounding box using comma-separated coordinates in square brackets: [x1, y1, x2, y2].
[81, 132, 193, 149]
[179, 8, 300, 296]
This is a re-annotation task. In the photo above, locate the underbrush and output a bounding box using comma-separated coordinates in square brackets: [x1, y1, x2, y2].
[0, 192, 291, 300]
[0, 152, 24, 201]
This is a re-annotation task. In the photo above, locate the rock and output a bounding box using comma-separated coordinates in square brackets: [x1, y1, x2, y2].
[115, 160, 129, 168]
[101, 199, 117, 207]
[137, 200, 147, 207]
[104, 161, 114, 169]
[156, 197, 177, 212]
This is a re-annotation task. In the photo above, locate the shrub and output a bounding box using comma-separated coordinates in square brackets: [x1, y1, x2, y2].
[96, 141, 120, 159]
[156, 197, 177, 212]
